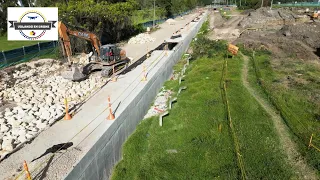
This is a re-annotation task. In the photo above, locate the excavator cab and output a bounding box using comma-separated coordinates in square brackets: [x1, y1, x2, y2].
[100, 44, 122, 62]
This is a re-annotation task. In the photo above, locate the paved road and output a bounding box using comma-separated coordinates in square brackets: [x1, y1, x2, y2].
[0, 12, 201, 180]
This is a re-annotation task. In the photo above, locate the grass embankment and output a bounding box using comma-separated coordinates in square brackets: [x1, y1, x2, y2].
[112, 47, 239, 180]
[111, 27, 294, 178]
[243, 48, 320, 172]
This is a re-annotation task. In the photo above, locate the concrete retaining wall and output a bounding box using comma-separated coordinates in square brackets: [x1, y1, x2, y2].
[65, 12, 207, 180]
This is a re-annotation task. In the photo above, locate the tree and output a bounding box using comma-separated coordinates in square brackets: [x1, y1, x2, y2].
[58, 0, 139, 44]
[0, 0, 19, 35]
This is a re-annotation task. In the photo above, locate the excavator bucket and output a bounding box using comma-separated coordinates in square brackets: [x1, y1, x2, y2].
[61, 65, 87, 81]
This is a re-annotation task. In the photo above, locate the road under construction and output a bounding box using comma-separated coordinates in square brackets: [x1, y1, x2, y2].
[0, 10, 208, 180]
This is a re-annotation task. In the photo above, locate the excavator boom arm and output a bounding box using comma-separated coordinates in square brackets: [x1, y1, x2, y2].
[58, 21, 102, 64]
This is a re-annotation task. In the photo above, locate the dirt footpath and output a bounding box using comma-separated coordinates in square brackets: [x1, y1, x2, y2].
[208, 11, 244, 43]
[241, 54, 318, 180]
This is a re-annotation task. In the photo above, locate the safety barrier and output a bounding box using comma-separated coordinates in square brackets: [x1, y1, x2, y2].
[0, 41, 58, 69]
[221, 55, 247, 180]
[161, 55, 190, 127]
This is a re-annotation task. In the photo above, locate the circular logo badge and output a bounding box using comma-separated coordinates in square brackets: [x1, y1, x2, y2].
[19, 10, 47, 40]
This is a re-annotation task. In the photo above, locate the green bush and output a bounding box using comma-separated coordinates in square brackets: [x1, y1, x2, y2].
[192, 37, 227, 59]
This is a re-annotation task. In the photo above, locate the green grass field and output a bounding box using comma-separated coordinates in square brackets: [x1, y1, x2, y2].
[111, 37, 295, 179]
[0, 36, 46, 51]
[242, 48, 320, 172]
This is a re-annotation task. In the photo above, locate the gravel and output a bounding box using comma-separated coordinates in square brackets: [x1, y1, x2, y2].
[128, 33, 156, 44]
[0, 58, 108, 159]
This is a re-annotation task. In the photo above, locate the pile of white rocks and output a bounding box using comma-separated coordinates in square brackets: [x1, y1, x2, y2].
[0, 58, 107, 159]
[75, 52, 93, 65]
[166, 18, 177, 25]
[128, 33, 156, 44]
[144, 87, 173, 119]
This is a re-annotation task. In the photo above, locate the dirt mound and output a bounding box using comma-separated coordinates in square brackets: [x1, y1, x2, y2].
[239, 7, 301, 29]
[236, 8, 319, 61]
[235, 31, 319, 60]
[240, 9, 255, 15]
[278, 22, 320, 49]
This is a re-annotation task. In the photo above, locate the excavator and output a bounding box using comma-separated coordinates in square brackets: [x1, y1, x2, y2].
[58, 21, 130, 81]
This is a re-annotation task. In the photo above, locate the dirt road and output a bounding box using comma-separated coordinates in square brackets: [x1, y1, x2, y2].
[208, 11, 244, 42]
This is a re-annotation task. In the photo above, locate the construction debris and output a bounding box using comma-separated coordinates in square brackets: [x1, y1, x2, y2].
[128, 33, 156, 44]
[277, 23, 320, 49]
[144, 87, 173, 119]
[239, 7, 302, 29]
[234, 7, 320, 61]
[76, 52, 93, 65]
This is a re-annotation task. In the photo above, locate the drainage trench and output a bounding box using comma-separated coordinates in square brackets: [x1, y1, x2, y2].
[122, 42, 179, 74]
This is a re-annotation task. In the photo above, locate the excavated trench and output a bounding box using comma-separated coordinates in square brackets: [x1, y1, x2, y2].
[314, 48, 320, 58]
[121, 42, 178, 74]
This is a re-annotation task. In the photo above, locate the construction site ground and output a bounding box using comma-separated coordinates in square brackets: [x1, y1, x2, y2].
[0, 11, 200, 180]
[1, 6, 320, 180]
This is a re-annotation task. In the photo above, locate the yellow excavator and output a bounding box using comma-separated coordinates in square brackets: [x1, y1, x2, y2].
[58, 21, 130, 81]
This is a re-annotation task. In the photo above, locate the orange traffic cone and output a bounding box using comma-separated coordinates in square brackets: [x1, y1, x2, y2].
[107, 95, 115, 120]
[64, 98, 72, 120]
[141, 64, 147, 81]
[23, 160, 32, 180]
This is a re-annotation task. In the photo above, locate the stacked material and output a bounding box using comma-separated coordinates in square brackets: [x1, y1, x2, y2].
[128, 33, 156, 44]
[166, 18, 177, 25]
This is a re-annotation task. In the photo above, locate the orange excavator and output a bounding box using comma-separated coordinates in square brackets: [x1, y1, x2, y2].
[58, 21, 130, 81]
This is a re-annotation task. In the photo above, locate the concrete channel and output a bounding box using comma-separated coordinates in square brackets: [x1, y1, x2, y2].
[64, 12, 207, 180]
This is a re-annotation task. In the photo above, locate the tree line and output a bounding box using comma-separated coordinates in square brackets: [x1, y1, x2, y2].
[1, 0, 204, 41]
[0, 0, 284, 51]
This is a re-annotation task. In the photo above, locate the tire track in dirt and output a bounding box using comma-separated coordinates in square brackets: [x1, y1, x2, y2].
[241, 53, 318, 180]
